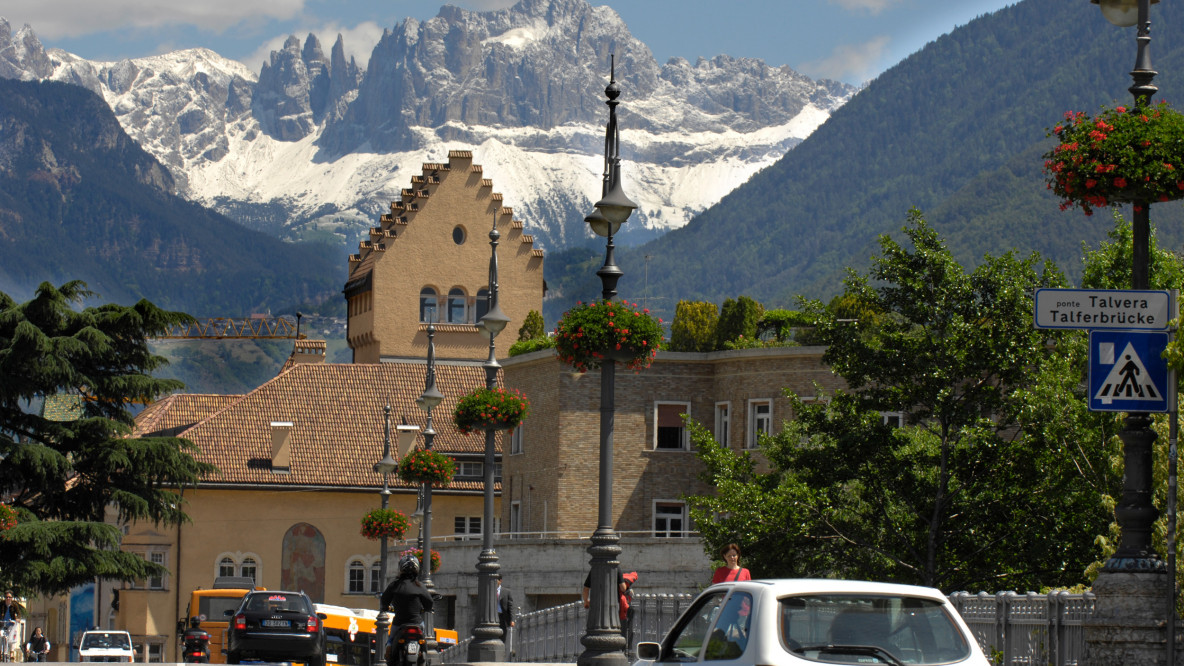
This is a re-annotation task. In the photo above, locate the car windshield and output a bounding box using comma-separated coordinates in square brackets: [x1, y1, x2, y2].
[244, 593, 309, 614]
[82, 633, 131, 649]
[780, 594, 972, 665]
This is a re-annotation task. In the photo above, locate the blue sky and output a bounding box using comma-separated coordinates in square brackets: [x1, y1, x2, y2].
[3, 0, 1019, 86]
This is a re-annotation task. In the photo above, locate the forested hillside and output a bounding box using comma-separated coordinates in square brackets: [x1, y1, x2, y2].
[0, 78, 343, 315]
[548, 0, 1184, 322]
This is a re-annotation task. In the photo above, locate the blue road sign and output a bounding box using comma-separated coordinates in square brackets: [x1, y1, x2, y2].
[1088, 330, 1170, 413]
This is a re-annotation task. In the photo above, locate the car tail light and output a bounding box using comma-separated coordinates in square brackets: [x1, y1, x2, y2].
[306, 615, 320, 632]
[234, 613, 247, 631]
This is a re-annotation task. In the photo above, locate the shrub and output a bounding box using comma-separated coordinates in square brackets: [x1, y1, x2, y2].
[669, 300, 719, 352]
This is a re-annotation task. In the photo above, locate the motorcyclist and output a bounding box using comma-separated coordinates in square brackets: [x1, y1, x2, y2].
[181, 617, 210, 663]
[380, 553, 434, 629]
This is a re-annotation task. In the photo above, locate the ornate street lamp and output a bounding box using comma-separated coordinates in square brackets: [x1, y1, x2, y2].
[578, 55, 637, 666]
[467, 209, 509, 662]
[1088, 0, 1163, 577]
[416, 321, 444, 664]
[1085, 2, 1174, 665]
[373, 406, 400, 655]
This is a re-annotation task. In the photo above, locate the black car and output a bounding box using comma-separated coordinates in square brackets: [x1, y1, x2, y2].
[225, 590, 326, 666]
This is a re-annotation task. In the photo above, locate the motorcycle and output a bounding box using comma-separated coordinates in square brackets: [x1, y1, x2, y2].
[387, 623, 425, 666]
[181, 621, 211, 664]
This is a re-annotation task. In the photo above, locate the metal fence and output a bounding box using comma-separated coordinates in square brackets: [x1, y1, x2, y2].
[948, 590, 1095, 666]
[441, 590, 1096, 665]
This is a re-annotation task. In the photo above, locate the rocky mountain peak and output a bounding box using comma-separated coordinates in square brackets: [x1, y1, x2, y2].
[0, 18, 54, 81]
[253, 31, 359, 141]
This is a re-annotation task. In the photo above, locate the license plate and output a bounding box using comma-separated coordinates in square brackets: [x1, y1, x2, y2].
[406, 643, 419, 656]
[262, 620, 289, 628]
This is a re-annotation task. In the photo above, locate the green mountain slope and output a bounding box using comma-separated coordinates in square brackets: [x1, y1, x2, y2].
[549, 0, 1184, 321]
[0, 78, 344, 315]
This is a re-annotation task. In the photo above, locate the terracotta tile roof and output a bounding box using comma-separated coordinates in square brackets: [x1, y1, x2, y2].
[132, 394, 242, 437]
[165, 363, 506, 491]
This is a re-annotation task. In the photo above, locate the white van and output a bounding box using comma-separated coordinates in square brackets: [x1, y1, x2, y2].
[77, 629, 134, 662]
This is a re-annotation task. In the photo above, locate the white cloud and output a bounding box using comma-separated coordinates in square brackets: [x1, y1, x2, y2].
[827, 0, 901, 14]
[241, 20, 385, 73]
[799, 35, 890, 84]
[452, 0, 517, 10]
[4, 0, 304, 39]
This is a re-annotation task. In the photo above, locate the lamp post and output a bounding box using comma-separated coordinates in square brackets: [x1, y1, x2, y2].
[1089, 0, 1164, 576]
[578, 55, 637, 666]
[417, 321, 445, 664]
[1085, 2, 1172, 665]
[373, 406, 399, 656]
[468, 209, 511, 662]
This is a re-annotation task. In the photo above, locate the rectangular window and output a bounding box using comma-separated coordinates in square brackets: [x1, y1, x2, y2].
[654, 402, 690, 450]
[348, 565, 365, 593]
[147, 643, 164, 663]
[882, 412, 903, 428]
[370, 562, 381, 595]
[510, 425, 524, 455]
[149, 551, 166, 589]
[747, 399, 772, 449]
[654, 502, 687, 538]
[455, 516, 482, 539]
[458, 461, 483, 477]
[714, 402, 730, 447]
[510, 501, 521, 537]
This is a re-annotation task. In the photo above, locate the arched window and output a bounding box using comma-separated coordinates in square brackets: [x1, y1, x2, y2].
[420, 288, 438, 323]
[348, 560, 366, 594]
[448, 288, 467, 323]
[475, 288, 490, 324]
[241, 557, 257, 584]
[370, 562, 381, 594]
[219, 557, 235, 578]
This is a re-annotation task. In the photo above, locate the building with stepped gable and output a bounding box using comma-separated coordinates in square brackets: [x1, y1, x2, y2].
[344, 150, 545, 363]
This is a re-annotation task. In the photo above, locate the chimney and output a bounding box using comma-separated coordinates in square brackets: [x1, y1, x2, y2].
[270, 421, 294, 472]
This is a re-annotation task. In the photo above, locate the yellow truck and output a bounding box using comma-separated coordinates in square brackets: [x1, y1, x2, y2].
[180, 577, 260, 664]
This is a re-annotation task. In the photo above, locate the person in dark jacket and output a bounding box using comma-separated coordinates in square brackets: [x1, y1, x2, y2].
[380, 553, 434, 627]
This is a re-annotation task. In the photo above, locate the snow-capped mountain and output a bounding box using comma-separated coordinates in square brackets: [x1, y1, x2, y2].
[0, 0, 856, 252]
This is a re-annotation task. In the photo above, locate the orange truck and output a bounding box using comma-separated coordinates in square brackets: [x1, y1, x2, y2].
[179, 577, 259, 664]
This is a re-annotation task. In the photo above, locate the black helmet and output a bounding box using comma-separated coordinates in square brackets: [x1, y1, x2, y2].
[399, 553, 420, 576]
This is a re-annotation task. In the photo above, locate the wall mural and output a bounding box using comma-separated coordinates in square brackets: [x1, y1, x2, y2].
[281, 523, 326, 602]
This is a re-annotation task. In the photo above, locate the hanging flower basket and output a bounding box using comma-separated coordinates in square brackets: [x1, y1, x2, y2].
[1043, 100, 1184, 215]
[360, 508, 409, 541]
[453, 387, 530, 435]
[0, 503, 17, 535]
[554, 299, 664, 372]
[397, 448, 456, 487]
[402, 548, 441, 574]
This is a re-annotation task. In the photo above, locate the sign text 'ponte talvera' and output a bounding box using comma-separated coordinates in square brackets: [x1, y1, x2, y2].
[1034, 288, 1171, 331]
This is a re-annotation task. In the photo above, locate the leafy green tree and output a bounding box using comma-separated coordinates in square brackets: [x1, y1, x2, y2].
[517, 309, 546, 342]
[687, 210, 1118, 591]
[715, 296, 763, 348]
[669, 300, 719, 352]
[0, 281, 215, 596]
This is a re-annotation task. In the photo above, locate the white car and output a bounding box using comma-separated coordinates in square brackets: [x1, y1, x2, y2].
[634, 579, 990, 666]
[77, 629, 135, 662]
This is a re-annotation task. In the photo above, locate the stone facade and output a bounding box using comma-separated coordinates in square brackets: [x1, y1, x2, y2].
[500, 346, 847, 537]
[345, 150, 545, 363]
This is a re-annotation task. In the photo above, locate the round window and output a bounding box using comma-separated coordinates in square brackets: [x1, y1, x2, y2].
[453, 226, 466, 245]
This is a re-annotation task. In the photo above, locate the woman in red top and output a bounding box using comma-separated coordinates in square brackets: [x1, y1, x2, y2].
[711, 543, 752, 584]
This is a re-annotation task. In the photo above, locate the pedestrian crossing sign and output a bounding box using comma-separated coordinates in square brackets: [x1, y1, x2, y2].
[1088, 330, 1170, 412]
